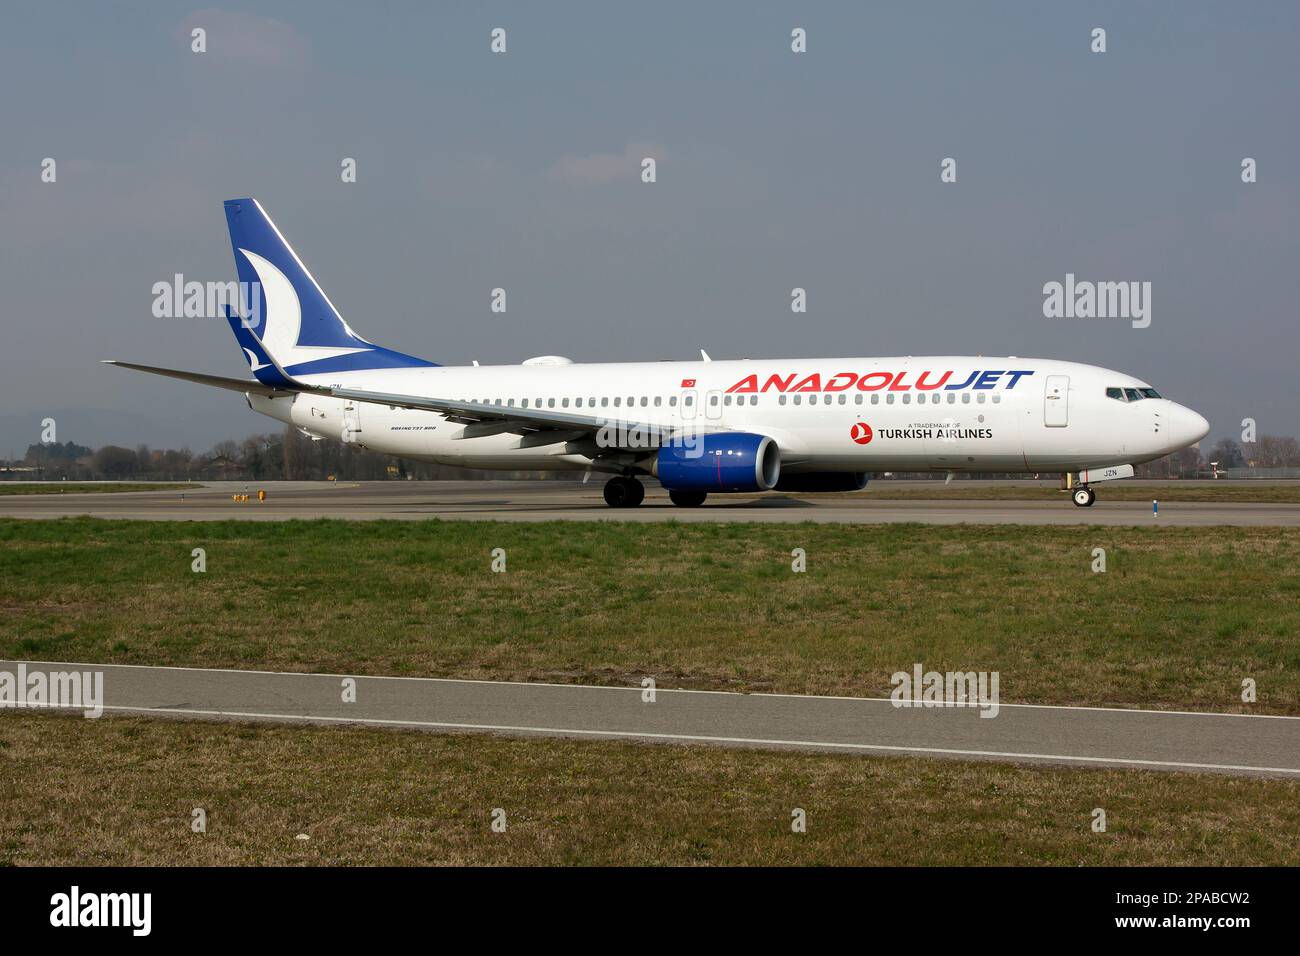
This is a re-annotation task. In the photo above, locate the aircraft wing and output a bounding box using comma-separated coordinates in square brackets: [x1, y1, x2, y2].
[325, 384, 695, 448]
[104, 360, 707, 451]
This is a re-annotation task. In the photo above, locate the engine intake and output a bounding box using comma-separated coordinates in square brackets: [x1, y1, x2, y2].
[655, 433, 780, 492]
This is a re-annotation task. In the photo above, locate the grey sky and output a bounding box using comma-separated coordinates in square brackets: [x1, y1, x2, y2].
[2, 1, 1297, 454]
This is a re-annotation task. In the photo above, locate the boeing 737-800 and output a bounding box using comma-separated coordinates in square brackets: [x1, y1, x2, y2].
[107, 199, 1210, 508]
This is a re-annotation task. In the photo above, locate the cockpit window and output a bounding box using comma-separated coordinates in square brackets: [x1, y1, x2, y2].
[1106, 387, 1124, 401]
[1139, 388, 1161, 399]
[1123, 388, 1144, 402]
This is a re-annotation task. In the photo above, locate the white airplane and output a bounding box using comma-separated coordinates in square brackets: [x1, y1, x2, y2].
[108, 199, 1209, 508]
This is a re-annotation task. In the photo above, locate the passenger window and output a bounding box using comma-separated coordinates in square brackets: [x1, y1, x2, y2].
[779, 395, 787, 406]
[724, 395, 732, 406]
[562, 398, 570, 407]
[902, 394, 911, 404]
[669, 396, 677, 406]
[614, 397, 621, 407]
[548, 398, 555, 408]
[640, 397, 648, 407]
[684, 396, 693, 406]
[961, 393, 970, 404]
[977, 394, 985, 404]
[654, 396, 662, 407]
[887, 394, 894, 404]
[838, 394, 846, 405]
[601, 397, 609, 407]
[522, 399, 529, 408]
[992, 395, 1001, 404]
[709, 395, 718, 406]
[749, 395, 757, 406]
[575, 398, 582, 408]
[946, 393, 955, 403]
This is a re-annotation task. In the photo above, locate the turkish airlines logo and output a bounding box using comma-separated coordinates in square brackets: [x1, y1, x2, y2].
[850, 422, 873, 445]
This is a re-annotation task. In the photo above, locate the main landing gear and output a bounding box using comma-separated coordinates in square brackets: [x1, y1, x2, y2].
[601, 477, 709, 508]
[1072, 486, 1097, 507]
[603, 476, 645, 508]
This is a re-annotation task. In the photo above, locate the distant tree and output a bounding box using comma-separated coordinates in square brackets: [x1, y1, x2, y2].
[25, 440, 92, 463]
[1173, 444, 1204, 477]
[93, 445, 137, 478]
[1208, 438, 1246, 470]
[1252, 435, 1300, 469]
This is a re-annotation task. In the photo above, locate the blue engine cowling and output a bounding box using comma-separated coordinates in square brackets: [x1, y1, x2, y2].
[655, 433, 781, 492]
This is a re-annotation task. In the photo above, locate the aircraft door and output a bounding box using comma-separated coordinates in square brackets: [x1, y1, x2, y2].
[680, 389, 697, 420]
[341, 401, 363, 444]
[1044, 375, 1069, 427]
[704, 389, 723, 420]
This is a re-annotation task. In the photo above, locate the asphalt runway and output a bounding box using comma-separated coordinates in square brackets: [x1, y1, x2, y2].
[2, 479, 1298, 525]
[5, 660, 1298, 777]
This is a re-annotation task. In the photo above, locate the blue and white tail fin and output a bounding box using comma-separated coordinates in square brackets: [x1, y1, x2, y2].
[223, 304, 296, 388]
[223, 198, 436, 378]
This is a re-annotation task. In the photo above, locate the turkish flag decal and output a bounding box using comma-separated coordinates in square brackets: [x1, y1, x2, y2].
[680, 378, 696, 388]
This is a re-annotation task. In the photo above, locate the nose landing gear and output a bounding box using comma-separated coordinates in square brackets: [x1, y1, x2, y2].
[603, 476, 645, 508]
[1072, 487, 1096, 507]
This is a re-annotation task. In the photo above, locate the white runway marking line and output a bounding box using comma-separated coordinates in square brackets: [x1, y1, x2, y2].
[14, 701, 1300, 776]
[6, 659, 1296, 721]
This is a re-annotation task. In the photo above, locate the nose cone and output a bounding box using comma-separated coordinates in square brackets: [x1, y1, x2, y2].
[1168, 403, 1210, 449]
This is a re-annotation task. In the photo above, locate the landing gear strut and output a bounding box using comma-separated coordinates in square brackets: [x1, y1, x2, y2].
[603, 476, 645, 508]
[1072, 486, 1096, 507]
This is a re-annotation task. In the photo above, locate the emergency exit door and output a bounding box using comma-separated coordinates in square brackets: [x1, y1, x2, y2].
[1043, 375, 1069, 427]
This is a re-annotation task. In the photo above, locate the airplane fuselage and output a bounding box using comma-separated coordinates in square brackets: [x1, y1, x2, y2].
[248, 355, 1208, 476]
[111, 200, 1211, 508]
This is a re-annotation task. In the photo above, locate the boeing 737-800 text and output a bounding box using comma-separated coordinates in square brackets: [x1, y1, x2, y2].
[107, 199, 1210, 508]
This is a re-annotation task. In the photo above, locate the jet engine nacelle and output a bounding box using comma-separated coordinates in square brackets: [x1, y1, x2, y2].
[774, 472, 869, 493]
[655, 433, 781, 492]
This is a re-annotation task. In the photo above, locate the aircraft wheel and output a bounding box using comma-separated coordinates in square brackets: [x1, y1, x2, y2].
[669, 489, 708, 507]
[626, 478, 645, 507]
[603, 477, 644, 508]
[1072, 487, 1095, 507]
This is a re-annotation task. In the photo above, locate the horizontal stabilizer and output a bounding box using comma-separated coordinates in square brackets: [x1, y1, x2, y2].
[101, 360, 300, 398]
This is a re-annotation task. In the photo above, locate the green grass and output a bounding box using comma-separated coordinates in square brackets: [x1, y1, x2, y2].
[0, 483, 192, 495]
[3, 710, 1296, 866]
[2, 518, 1298, 713]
